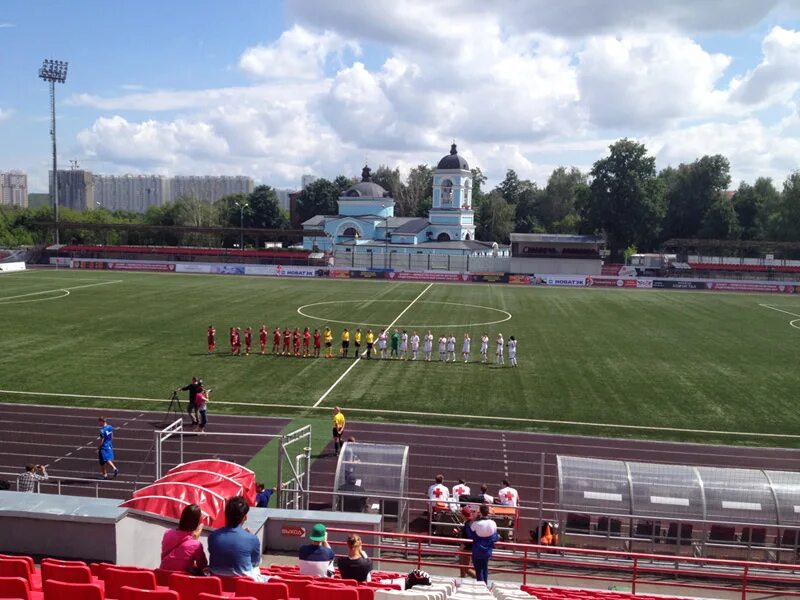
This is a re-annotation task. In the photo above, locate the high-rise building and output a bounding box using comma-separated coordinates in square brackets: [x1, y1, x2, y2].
[170, 175, 254, 203]
[301, 174, 318, 189]
[51, 169, 94, 212]
[93, 174, 170, 212]
[275, 188, 295, 213]
[0, 171, 28, 207]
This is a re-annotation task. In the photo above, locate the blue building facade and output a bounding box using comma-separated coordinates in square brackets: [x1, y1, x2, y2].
[303, 144, 504, 256]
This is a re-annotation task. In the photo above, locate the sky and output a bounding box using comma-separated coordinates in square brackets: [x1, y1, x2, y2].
[2, 0, 800, 193]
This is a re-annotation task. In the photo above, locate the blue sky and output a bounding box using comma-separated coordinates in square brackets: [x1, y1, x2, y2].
[1, 0, 800, 192]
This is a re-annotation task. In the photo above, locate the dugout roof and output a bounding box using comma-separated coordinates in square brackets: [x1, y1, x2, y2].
[557, 455, 800, 527]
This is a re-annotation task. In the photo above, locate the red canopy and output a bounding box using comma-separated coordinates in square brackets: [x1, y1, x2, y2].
[168, 460, 256, 505]
[132, 482, 227, 528]
[120, 496, 215, 524]
[157, 469, 245, 501]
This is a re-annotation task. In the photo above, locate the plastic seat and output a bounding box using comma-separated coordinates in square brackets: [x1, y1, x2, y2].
[236, 580, 299, 600]
[197, 595, 255, 600]
[153, 570, 172, 588]
[167, 572, 224, 600]
[43, 580, 103, 600]
[104, 568, 158, 599]
[41, 562, 94, 584]
[307, 586, 358, 600]
[0, 576, 42, 600]
[120, 587, 179, 600]
[0, 559, 38, 592]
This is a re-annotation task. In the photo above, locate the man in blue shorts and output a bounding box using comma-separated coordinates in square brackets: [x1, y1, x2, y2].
[97, 416, 119, 479]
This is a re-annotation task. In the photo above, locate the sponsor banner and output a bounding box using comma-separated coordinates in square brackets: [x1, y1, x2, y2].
[330, 269, 351, 279]
[471, 272, 508, 283]
[508, 274, 532, 285]
[280, 525, 306, 537]
[0, 261, 25, 273]
[652, 279, 706, 290]
[49, 257, 71, 266]
[176, 263, 212, 274]
[706, 281, 795, 294]
[244, 265, 322, 278]
[636, 279, 654, 289]
[210, 264, 245, 275]
[541, 275, 589, 287]
[109, 262, 175, 272]
[72, 260, 108, 270]
[588, 277, 636, 288]
[349, 270, 385, 279]
[387, 270, 469, 282]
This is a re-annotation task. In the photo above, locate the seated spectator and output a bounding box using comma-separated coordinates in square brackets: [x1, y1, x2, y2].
[336, 534, 372, 582]
[298, 523, 335, 577]
[338, 473, 368, 513]
[255, 483, 275, 508]
[497, 479, 519, 507]
[479, 483, 494, 504]
[160, 504, 208, 575]
[209, 496, 265, 581]
[450, 478, 470, 510]
[427, 474, 449, 503]
[18, 464, 48, 493]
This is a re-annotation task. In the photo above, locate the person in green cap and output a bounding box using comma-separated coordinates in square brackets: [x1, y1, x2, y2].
[298, 523, 335, 577]
[390, 328, 400, 359]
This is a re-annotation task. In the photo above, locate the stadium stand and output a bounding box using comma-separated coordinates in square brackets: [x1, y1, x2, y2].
[57, 245, 313, 262]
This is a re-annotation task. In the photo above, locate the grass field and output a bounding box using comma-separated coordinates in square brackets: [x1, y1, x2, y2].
[2, 269, 800, 446]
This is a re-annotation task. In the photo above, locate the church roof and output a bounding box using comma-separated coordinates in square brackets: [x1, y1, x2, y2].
[301, 215, 326, 227]
[436, 143, 469, 171]
[341, 165, 392, 198]
[392, 217, 430, 234]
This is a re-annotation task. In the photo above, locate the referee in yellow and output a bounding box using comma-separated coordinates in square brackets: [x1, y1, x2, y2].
[341, 328, 350, 358]
[332, 406, 346, 456]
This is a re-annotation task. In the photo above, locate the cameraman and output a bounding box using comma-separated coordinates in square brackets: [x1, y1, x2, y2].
[18, 463, 48, 493]
[180, 377, 203, 427]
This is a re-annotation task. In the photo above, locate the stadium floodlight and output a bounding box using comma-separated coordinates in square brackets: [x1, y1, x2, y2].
[234, 201, 249, 250]
[39, 58, 69, 245]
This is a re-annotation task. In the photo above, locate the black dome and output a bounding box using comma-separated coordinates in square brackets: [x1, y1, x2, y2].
[436, 143, 469, 170]
[342, 165, 392, 198]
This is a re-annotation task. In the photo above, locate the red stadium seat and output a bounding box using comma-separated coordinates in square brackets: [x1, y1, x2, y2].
[103, 568, 158, 599]
[167, 572, 225, 600]
[0, 559, 39, 592]
[120, 587, 179, 600]
[235, 580, 299, 600]
[197, 595, 255, 600]
[0, 576, 42, 600]
[305, 586, 358, 600]
[41, 562, 94, 585]
[43, 580, 103, 600]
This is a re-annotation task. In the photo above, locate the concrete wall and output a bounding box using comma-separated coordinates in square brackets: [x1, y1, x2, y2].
[510, 257, 600, 275]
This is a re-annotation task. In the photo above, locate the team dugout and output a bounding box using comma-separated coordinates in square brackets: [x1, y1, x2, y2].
[557, 455, 800, 562]
[510, 233, 604, 275]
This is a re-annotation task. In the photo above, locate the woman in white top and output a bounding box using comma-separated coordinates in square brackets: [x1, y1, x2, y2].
[480, 334, 489, 363]
[508, 335, 517, 367]
[400, 330, 408, 360]
[378, 329, 387, 359]
[462, 333, 471, 363]
[446, 334, 456, 362]
[438, 335, 447, 361]
[496, 333, 505, 365]
[423, 331, 433, 361]
[410, 331, 420, 360]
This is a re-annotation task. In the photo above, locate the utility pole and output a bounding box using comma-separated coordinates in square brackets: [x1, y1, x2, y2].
[39, 59, 69, 245]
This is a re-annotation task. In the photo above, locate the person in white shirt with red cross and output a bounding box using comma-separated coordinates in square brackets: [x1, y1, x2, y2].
[497, 479, 519, 507]
[427, 473, 450, 505]
[450, 478, 471, 510]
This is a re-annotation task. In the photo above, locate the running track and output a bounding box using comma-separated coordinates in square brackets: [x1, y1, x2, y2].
[2, 403, 800, 534]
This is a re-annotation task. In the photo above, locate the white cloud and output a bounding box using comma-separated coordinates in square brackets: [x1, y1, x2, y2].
[239, 25, 359, 80]
[0, 107, 12, 121]
[730, 26, 800, 106]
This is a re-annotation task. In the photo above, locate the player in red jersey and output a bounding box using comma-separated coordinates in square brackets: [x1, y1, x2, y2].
[207, 325, 216, 354]
[229, 327, 235, 354]
[244, 327, 253, 355]
[272, 327, 281, 354]
[232, 327, 241, 356]
[302, 327, 311, 357]
[259, 325, 268, 354]
[282, 327, 291, 355]
[293, 327, 301, 356]
[313, 328, 321, 358]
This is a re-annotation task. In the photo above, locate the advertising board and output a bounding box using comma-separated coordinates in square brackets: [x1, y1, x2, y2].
[245, 265, 322, 278]
[349, 270, 384, 279]
[540, 275, 589, 287]
[176, 263, 212, 274]
[652, 279, 705, 290]
[0, 261, 25, 273]
[330, 270, 351, 279]
[508, 274, 532, 285]
[387, 271, 468, 282]
[471, 272, 508, 283]
[587, 277, 636, 288]
[706, 281, 795, 294]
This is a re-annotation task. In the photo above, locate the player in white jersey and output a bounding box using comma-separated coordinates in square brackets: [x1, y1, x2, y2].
[508, 335, 517, 367]
[480, 333, 489, 363]
[438, 335, 447, 361]
[446, 334, 456, 362]
[378, 329, 388, 359]
[400, 330, 408, 360]
[423, 330, 433, 361]
[410, 331, 420, 360]
[461, 333, 471, 363]
[495, 333, 505, 365]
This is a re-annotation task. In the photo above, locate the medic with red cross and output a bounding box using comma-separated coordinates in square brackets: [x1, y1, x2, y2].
[497, 479, 519, 507]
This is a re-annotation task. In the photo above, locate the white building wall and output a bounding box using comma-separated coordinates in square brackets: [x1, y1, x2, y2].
[0, 171, 28, 207]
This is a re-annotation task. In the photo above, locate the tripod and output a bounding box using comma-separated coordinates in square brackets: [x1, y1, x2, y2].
[163, 390, 184, 425]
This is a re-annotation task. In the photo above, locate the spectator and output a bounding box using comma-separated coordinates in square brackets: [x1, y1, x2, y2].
[180, 377, 202, 427]
[208, 496, 265, 581]
[298, 523, 335, 577]
[497, 479, 519, 507]
[427, 474, 449, 502]
[18, 464, 48, 493]
[336, 534, 373, 582]
[458, 507, 476, 578]
[338, 473, 368, 513]
[255, 483, 275, 508]
[479, 484, 494, 504]
[467, 504, 500, 584]
[160, 504, 208, 575]
[194, 385, 210, 433]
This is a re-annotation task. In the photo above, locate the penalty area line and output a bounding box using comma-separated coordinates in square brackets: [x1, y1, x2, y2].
[311, 282, 434, 408]
[2, 387, 800, 440]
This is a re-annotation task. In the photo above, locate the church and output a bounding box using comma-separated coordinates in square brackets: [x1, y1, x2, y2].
[302, 144, 507, 256]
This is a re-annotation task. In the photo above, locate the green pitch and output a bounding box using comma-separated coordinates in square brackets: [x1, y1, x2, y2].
[1, 269, 799, 446]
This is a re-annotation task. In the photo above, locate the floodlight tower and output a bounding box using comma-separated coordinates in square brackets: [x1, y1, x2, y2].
[39, 59, 69, 245]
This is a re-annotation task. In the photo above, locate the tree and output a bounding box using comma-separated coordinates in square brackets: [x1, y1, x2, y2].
[244, 185, 289, 230]
[768, 171, 800, 241]
[537, 167, 587, 231]
[476, 191, 515, 243]
[295, 179, 342, 224]
[585, 139, 665, 260]
[514, 186, 543, 233]
[699, 196, 740, 239]
[397, 164, 433, 217]
[372, 165, 403, 200]
[470, 167, 488, 208]
[662, 155, 731, 240]
[733, 177, 778, 240]
[496, 169, 527, 204]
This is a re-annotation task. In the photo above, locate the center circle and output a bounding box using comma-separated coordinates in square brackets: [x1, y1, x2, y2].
[296, 299, 512, 329]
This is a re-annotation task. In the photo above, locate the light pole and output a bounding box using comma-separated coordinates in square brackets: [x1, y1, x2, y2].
[39, 59, 69, 245]
[234, 201, 248, 249]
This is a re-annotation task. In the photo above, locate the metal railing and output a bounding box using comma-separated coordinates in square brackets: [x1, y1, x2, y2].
[0, 470, 152, 498]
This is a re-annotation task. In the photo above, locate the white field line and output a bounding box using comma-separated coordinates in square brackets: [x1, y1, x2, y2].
[758, 303, 800, 330]
[0, 279, 122, 301]
[3, 387, 800, 439]
[311, 282, 434, 408]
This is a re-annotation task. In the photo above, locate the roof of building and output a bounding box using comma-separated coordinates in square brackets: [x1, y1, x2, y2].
[509, 233, 604, 244]
[341, 165, 392, 199]
[436, 143, 470, 171]
[392, 217, 430, 234]
[341, 239, 504, 251]
[301, 215, 326, 227]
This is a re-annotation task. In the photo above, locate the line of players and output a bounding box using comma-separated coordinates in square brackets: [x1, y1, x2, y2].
[207, 325, 518, 366]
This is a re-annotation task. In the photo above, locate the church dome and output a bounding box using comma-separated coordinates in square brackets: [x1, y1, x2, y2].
[342, 165, 392, 198]
[436, 143, 469, 170]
